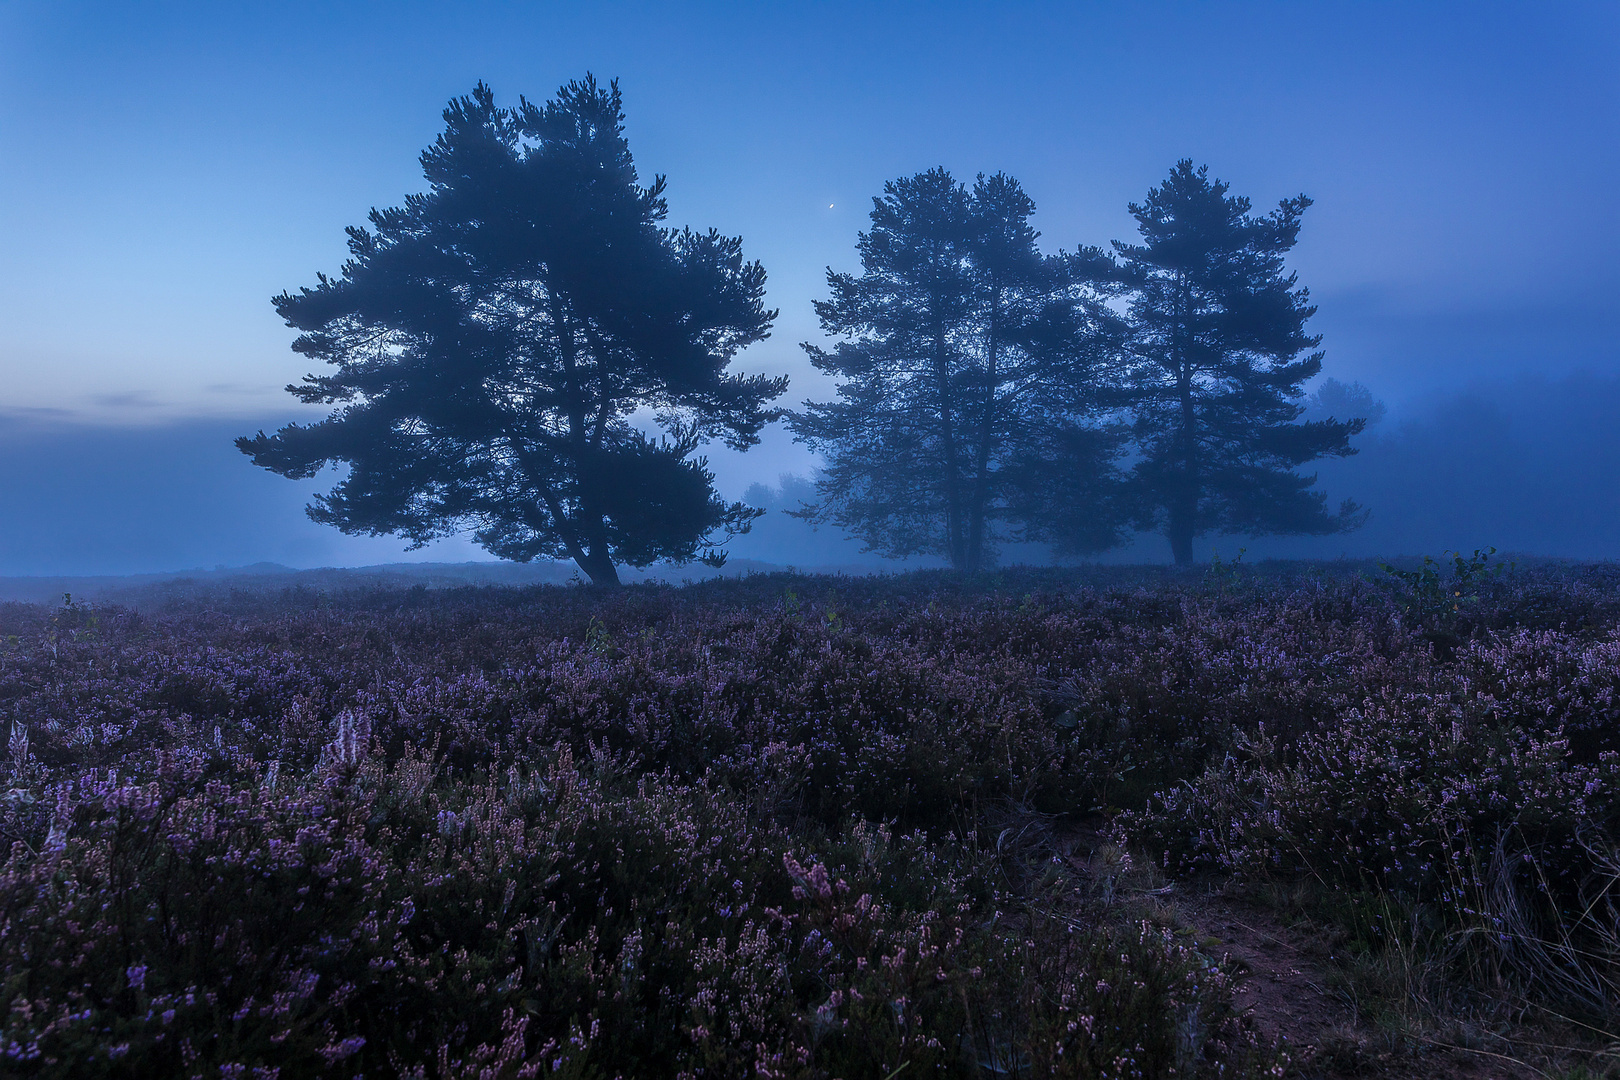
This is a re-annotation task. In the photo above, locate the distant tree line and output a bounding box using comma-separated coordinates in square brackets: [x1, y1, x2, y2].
[242, 78, 1366, 582]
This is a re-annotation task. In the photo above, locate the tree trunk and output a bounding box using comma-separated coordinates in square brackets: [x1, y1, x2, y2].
[577, 400, 621, 587]
[1169, 377, 1199, 567]
[576, 546, 621, 586]
[536, 305, 623, 587]
[516, 446, 622, 584]
[1167, 507, 1195, 565]
[965, 283, 1000, 576]
[1168, 279, 1199, 568]
[932, 316, 968, 572]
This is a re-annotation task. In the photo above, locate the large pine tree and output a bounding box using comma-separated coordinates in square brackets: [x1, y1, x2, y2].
[1117, 160, 1365, 565]
[791, 170, 1119, 572]
[237, 79, 784, 585]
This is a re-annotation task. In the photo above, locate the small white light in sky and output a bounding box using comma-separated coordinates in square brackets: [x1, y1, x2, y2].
[828, 203, 834, 209]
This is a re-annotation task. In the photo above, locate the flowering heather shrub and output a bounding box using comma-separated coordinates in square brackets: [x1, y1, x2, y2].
[1129, 706, 1620, 888]
[1, 735, 1275, 1078]
[1459, 627, 1620, 747]
[0, 574, 1294, 1077]
[6, 561, 1620, 1069]
[1118, 566, 1620, 1017]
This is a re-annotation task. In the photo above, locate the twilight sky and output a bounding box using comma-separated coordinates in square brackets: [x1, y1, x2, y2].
[1, 2, 1617, 573]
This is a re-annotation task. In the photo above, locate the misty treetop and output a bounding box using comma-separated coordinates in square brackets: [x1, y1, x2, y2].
[238, 78, 786, 585]
[789, 169, 1126, 573]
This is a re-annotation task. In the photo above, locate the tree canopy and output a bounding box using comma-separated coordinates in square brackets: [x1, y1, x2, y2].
[238, 78, 784, 584]
[789, 169, 1122, 573]
[1115, 160, 1365, 564]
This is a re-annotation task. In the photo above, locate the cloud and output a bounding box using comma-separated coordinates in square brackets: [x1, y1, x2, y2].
[203, 382, 282, 397]
[87, 390, 165, 410]
[1230, 371, 1620, 562]
[0, 417, 488, 576]
[0, 405, 75, 420]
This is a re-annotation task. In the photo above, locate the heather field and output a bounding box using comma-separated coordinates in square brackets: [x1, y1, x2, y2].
[6, 561, 1620, 1078]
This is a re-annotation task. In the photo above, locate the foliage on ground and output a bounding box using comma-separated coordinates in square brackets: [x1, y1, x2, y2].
[5, 560, 1620, 1075]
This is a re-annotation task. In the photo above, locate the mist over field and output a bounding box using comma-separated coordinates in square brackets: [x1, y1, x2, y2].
[735, 371, 1620, 567]
[4, 368, 1618, 583]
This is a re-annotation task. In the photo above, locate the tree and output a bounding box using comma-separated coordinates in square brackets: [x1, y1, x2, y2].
[790, 169, 1120, 573]
[1115, 160, 1365, 565]
[1304, 377, 1385, 431]
[237, 78, 784, 585]
[1000, 415, 1134, 557]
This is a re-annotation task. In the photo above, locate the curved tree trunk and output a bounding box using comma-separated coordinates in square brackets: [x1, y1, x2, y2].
[577, 546, 621, 586]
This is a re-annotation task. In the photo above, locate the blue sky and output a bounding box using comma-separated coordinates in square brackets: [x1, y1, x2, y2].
[1, 2, 1616, 572]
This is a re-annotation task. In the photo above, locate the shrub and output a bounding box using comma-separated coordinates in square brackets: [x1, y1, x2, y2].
[11, 560, 1620, 1067]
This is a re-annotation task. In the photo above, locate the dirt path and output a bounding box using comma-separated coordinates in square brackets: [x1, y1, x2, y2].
[1175, 893, 1344, 1055]
[1056, 826, 1536, 1078]
[1173, 891, 1530, 1080]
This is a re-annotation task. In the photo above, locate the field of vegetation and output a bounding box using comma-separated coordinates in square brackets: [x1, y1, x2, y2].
[5, 559, 1620, 1078]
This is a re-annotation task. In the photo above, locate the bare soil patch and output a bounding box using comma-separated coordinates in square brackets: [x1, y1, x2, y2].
[1173, 891, 1525, 1079]
[1059, 824, 1534, 1079]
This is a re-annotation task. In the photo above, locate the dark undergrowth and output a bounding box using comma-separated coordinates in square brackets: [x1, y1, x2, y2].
[4, 560, 1620, 1076]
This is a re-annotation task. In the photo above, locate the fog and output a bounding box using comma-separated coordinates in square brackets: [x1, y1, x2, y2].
[0, 418, 491, 577]
[1257, 372, 1620, 562]
[735, 372, 1620, 568]
[3, 369, 1619, 582]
